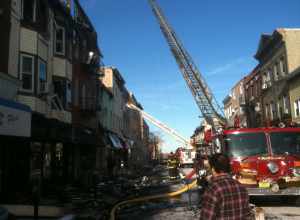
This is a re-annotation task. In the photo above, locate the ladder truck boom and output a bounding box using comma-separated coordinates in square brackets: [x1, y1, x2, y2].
[127, 104, 193, 149]
[148, 0, 226, 130]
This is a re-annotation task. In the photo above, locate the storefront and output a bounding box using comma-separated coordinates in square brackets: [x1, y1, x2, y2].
[0, 97, 31, 202]
[30, 113, 74, 191]
[106, 132, 129, 177]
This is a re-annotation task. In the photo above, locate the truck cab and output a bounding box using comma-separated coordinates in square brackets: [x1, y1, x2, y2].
[222, 127, 300, 195]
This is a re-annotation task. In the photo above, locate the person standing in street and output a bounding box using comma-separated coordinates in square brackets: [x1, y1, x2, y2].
[199, 153, 253, 220]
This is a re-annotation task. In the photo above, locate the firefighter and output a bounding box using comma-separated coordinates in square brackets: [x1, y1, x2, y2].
[167, 152, 179, 179]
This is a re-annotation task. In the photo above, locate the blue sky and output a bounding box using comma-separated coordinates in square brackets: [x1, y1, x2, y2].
[80, 0, 300, 152]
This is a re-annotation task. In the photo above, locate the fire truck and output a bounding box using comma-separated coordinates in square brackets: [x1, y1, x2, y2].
[175, 147, 196, 168]
[197, 127, 300, 196]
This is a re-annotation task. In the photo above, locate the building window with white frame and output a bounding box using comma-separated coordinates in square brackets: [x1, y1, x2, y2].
[277, 100, 282, 119]
[22, 0, 36, 22]
[38, 59, 47, 93]
[273, 63, 279, 81]
[294, 99, 300, 117]
[262, 72, 267, 84]
[66, 81, 72, 109]
[279, 57, 286, 76]
[270, 102, 276, 120]
[55, 25, 65, 55]
[283, 95, 289, 114]
[20, 54, 34, 92]
[265, 104, 269, 119]
[266, 69, 272, 85]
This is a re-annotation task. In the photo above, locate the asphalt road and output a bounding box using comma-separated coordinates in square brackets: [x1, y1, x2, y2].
[116, 166, 300, 220]
[252, 197, 300, 220]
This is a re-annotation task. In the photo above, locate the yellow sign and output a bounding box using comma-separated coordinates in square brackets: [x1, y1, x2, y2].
[258, 182, 270, 188]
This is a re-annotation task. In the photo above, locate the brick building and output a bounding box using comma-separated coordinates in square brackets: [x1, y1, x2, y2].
[0, 0, 103, 202]
[244, 66, 263, 127]
[223, 78, 247, 127]
[254, 28, 300, 126]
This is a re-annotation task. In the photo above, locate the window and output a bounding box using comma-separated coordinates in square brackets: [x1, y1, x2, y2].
[270, 102, 277, 120]
[253, 82, 257, 97]
[224, 133, 268, 158]
[81, 84, 86, 109]
[55, 25, 65, 55]
[273, 63, 279, 81]
[66, 81, 72, 109]
[283, 95, 289, 114]
[266, 69, 272, 84]
[265, 104, 269, 119]
[277, 100, 282, 119]
[37, 0, 48, 32]
[231, 91, 236, 100]
[20, 54, 34, 92]
[262, 72, 267, 83]
[22, 0, 36, 22]
[38, 59, 47, 93]
[249, 85, 254, 100]
[239, 84, 243, 95]
[52, 79, 71, 110]
[279, 57, 286, 75]
[262, 71, 271, 87]
[294, 99, 300, 117]
[270, 132, 300, 155]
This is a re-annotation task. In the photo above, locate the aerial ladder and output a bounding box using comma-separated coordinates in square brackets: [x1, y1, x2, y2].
[148, 0, 226, 131]
[127, 103, 193, 149]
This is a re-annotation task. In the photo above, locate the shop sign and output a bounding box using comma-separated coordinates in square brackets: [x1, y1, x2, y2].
[0, 98, 31, 137]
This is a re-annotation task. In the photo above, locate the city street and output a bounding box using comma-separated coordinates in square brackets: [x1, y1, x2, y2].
[1, 0, 300, 219]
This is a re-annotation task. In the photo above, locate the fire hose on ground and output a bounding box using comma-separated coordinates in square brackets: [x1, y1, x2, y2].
[109, 169, 197, 220]
[109, 167, 265, 220]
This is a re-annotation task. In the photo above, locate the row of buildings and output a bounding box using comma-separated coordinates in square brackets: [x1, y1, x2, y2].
[191, 28, 300, 148]
[223, 28, 300, 128]
[0, 0, 151, 203]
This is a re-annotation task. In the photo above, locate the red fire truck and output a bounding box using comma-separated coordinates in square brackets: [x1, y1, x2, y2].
[198, 127, 300, 196]
[175, 147, 196, 168]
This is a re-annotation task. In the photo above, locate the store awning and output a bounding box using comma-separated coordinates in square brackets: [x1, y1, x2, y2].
[0, 97, 31, 137]
[108, 133, 124, 149]
[121, 138, 134, 150]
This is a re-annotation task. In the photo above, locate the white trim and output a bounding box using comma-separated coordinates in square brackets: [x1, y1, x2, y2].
[20, 53, 34, 93]
[294, 99, 300, 117]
